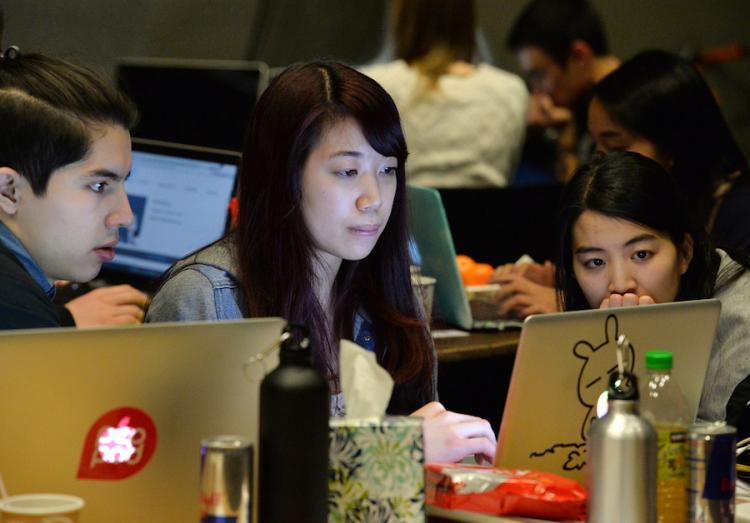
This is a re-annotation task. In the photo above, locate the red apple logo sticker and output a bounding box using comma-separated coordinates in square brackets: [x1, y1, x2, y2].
[78, 407, 157, 480]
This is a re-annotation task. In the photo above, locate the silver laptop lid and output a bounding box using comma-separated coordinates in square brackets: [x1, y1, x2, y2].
[0, 318, 285, 522]
[495, 299, 721, 483]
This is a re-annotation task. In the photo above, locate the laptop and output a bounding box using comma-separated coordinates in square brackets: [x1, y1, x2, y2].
[87, 138, 240, 294]
[116, 57, 269, 151]
[494, 299, 721, 484]
[407, 184, 521, 331]
[0, 317, 285, 522]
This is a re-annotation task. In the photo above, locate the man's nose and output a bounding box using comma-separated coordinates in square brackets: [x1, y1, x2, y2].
[106, 187, 134, 229]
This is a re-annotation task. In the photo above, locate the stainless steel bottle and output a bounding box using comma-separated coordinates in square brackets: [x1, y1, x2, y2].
[588, 371, 657, 523]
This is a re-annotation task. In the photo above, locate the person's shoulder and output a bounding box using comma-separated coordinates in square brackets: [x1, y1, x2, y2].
[360, 60, 411, 83]
[147, 238, 243, 323]
[475, 64, 527, 93]
[0, 260, 60, 330]
[146, 268, 219, 323]
[166, 238, 239, 285]
[713, 249, 750, 303]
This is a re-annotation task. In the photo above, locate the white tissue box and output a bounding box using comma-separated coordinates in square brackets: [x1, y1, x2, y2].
[328, 416, 424, 522]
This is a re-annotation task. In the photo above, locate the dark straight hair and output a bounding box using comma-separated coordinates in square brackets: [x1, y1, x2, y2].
[0, 50, 137, 196]
[555, 151, 719, 311]
[235, 61, 435, 414]
[592, 50, 749, 224]
[506, 0, 608, 65]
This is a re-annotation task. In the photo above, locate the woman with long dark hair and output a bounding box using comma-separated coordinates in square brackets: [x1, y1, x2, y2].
[555, 151, 750, 423]
[589, 49, 750, 253]
[146, 61, 496, 463]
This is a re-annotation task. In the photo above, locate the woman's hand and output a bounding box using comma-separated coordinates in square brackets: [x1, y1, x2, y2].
[491, 260, 555, 287]
[411, 402, 496, 464]
[492, 273, 559, 319]
[600, 293, 655, 308]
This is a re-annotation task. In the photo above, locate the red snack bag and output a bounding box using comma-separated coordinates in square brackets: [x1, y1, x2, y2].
[426, 463, 587, 521]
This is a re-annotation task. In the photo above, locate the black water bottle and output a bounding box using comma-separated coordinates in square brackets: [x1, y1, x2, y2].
[258, 324, 329, 523]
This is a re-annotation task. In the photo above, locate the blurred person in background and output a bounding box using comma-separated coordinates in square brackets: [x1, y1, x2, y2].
[363, 0, 528, 188]
[491, 48, 750, 320]
[507, 0, 619, 180]
[589, 49, 750, 255]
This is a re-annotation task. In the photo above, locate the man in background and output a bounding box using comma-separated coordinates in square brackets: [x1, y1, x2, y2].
[507, 0, 619, 179]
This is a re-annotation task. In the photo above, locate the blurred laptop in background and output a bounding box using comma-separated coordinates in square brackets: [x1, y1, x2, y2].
[407, 184, 521, 331]
[117, 57, 269, 152]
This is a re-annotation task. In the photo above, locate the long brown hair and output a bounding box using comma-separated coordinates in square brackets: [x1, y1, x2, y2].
[235, 61, 435, 414]
[391, 0, 476, 91]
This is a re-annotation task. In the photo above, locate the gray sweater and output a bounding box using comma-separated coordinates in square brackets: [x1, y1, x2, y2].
[698, 249, 750, 420]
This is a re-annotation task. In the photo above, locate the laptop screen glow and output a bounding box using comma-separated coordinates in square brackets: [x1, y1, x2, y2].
[104, 150, 237, 279]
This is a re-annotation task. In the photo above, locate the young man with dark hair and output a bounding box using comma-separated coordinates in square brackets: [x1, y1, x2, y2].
[0, 49, 148, 329]
[507, 0, 619, 178]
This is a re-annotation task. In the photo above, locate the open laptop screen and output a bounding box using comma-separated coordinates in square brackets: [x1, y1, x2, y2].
[103, 140, 239, 281]
[117, 58, 269, 151]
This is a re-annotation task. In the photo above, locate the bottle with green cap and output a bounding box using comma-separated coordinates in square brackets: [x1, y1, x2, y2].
[641, 350, 690, 523]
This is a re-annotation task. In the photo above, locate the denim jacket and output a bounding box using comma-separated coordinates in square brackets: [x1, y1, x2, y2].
[146, 238, 377, 415]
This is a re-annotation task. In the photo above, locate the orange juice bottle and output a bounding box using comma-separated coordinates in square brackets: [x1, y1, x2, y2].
[641, 351, 690, 523]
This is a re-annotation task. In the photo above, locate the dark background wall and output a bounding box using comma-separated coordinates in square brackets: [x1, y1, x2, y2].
[4, 0, 750, 152]
[5, 1, 749, 75]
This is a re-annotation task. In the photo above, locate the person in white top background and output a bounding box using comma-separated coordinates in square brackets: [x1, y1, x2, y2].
[362, 0, 528, 188]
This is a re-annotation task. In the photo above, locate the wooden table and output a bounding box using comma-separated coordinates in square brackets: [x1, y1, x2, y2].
[434, 328, 520, 362]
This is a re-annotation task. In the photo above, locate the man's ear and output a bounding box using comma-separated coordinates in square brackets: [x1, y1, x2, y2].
[679, 233, 694, 275]
[0, 167, 23, 215]
[567, 39, 595, 67]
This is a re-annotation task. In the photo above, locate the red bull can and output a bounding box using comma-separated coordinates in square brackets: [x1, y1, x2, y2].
[200, 435, 252, 523]
[688, 421, 736, 522]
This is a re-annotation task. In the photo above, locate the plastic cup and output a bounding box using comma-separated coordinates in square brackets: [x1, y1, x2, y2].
[412, 275, 436, 319]
[0, 494, 84, 523]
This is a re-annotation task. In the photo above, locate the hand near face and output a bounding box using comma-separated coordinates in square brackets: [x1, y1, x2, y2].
[64, 284, 149, 327]
[411, 401, 496, 464]
[600, 293, 656, 308]
[527, 93, 572, 128]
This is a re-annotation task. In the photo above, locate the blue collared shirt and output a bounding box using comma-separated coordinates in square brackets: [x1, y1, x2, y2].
[0, 221, 55, 299]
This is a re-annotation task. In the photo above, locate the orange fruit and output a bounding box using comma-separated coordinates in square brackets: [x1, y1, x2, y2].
[456, 254, 476, 284]
[467, 263, 494, 285]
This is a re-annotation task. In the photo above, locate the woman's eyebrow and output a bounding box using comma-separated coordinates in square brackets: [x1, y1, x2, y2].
[624, 233, 658, 247]
[575, 234, 659, 255]
[574, 245, 603, 255]
[328, 150, 362, 159]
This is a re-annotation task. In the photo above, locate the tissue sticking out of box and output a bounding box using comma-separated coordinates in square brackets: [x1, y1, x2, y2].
[339, 339, 394, 418]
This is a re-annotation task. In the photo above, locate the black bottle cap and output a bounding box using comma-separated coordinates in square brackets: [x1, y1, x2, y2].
[608, 371, 639, 401]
